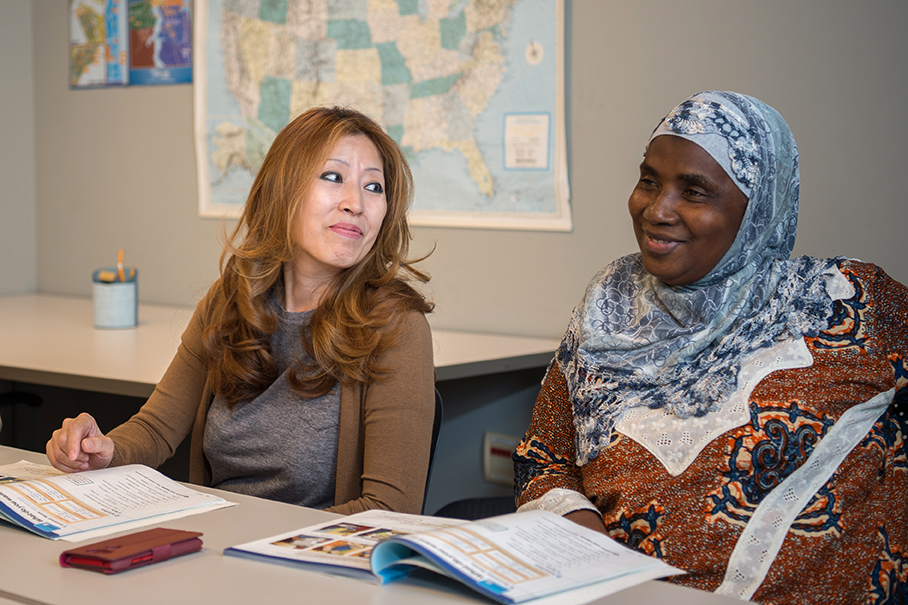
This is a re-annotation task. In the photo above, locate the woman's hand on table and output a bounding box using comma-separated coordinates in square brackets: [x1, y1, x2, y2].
[46, 412, 114, 472]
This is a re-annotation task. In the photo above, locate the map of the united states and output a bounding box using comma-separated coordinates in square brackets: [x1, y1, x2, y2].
[211, 0, 514, 198]
[200, 0, 567, 229]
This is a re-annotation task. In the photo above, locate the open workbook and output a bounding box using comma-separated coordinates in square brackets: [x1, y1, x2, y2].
[226, 509, 682, 605]
[0, 460, 235, 542]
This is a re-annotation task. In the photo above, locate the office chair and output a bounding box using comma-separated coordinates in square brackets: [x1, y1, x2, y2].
[433, 495, 517, 520]
[0, 388, 42, 448]
[421, 387, 444, 514]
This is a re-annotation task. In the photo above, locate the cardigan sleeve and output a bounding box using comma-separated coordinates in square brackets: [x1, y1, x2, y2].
[328, 311, 436, 515]
[106, 291, 213, 470]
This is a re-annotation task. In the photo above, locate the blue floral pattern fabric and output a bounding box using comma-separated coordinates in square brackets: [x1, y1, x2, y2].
[559, 91, 838, 465]
[662, 97, 761, 194]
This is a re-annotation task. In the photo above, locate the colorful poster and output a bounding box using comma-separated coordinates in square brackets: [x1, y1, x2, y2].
[128, 0, 193, 85]
[69, 0, 128, 88]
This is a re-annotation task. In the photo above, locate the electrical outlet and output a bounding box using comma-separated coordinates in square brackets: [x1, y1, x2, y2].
[483, 432, 520, 486]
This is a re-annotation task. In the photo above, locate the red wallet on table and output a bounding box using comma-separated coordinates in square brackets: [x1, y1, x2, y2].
[60, 528, 203, 574]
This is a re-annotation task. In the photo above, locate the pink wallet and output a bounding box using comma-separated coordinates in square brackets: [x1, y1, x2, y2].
[60, 528, 203, 574]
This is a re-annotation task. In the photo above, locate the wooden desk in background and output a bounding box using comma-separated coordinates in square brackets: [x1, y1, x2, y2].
[0, 294, 561, 398]
[0, 445, 742, 605]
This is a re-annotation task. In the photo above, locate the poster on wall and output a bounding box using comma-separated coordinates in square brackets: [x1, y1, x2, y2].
[69, 0, 192, 88]
[68, 0, 128, 88]
[194, 0, 570, 231]
[128, 0, 193, 85]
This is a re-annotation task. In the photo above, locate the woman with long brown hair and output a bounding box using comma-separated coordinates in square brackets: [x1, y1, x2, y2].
[46, 107, 436, 515]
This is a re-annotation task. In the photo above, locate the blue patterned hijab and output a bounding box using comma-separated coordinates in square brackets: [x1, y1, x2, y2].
[560, 91, 838, 465]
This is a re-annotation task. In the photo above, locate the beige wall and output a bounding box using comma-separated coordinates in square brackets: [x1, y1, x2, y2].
[12, 1, 908, 337]
[0, 1, 36, 294]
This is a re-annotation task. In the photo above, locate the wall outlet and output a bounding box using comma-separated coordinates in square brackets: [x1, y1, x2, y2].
[483, 432, 520, 486]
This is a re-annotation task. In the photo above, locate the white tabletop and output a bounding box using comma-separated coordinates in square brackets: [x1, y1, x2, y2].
[0, 294, 560, 397]
[0, 446, 742, 605]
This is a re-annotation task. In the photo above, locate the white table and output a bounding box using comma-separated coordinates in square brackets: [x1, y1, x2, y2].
[0, 446, 742, 605]
[0, 294, 560, 398]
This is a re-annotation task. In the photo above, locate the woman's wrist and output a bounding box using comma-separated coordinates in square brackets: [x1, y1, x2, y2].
[564, 509, 607, 534]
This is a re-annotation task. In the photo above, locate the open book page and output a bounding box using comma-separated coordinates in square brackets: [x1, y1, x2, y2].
[0, 460, 68, 480]
[371, 510, 683, 605]
[225, 510, 468, 581]
[0, 460, 235, 542]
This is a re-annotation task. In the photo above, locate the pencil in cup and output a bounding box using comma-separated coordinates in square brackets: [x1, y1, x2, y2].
[91, 267, 138, 329]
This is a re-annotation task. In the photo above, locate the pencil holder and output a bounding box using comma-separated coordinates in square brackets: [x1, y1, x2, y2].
[92, 268, 138, 329]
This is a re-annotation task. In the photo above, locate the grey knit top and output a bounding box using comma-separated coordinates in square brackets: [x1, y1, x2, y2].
[202, 304, 340, 508]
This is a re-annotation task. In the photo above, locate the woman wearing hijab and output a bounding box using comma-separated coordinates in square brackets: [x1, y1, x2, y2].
[514, 91, 908, 603]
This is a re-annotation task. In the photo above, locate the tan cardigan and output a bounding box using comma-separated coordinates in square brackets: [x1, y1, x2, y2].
[107, 288, 435, 515]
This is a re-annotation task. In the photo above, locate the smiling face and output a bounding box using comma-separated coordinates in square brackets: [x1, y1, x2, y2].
[292, 134, 388, 282]
[629, 135, 748, 286]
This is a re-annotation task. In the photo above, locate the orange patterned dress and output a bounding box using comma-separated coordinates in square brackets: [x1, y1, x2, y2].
[515, 261, 908, 604]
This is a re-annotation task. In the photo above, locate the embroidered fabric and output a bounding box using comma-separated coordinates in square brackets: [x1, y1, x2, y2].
[516, 487, 599, 517]
[714, 389, 894, 600]
[615, 339, 813, 477]
[615, 267, 853, 477]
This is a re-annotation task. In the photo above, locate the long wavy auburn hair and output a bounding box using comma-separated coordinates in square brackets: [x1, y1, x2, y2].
[203, 106, 433, 405]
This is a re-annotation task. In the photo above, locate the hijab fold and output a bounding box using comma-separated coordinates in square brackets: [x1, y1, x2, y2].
[559, 92, 838, 465]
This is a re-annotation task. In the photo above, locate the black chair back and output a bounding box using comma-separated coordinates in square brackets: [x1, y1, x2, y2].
[421, 388, 444, 514]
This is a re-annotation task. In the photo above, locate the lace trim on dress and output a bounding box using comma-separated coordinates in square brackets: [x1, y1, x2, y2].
[714, 389, 893, 600]
[616, 339, 813, 477]
[517, 488, 599, 518]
